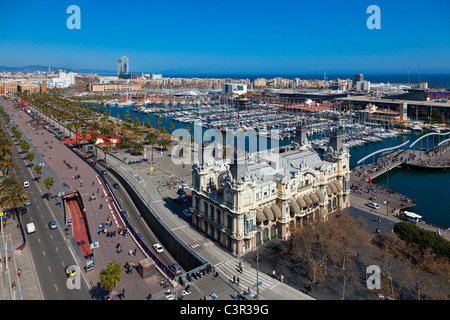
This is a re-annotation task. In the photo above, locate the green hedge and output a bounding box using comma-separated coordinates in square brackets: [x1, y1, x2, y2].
[394, 222, 450, 259]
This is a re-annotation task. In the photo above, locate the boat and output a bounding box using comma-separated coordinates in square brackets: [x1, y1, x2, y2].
[426, 125, 441, 133]
[410, 124, 423, 132]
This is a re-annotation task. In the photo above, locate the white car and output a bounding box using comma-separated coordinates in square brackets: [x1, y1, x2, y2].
[365, 202, 380, 209]
[23, 181, 30, 188]
[153, 243, 164, 254]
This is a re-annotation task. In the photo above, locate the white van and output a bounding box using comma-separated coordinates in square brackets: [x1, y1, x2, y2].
[26, 222, 36, 234]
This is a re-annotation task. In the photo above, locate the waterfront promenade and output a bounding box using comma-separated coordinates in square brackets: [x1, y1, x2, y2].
[350, 145, 450, 240]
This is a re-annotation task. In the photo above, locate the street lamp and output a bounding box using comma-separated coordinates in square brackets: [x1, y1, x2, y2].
[88, 211, 99, 265]
[253, 224, 263, 300]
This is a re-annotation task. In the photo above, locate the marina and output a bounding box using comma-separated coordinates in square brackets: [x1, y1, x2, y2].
[94, 97, 426, 151]
[91, 98, 450, 230]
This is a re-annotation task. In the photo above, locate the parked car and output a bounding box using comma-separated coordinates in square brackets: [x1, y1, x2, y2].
[183, 209, 192, 217]
[169, 263, 182, 275]
[23, 181, 30, 188]
[173, 196, 188, 204]
[177, 189, 186, 196]
[153, 243, 164, 254]
[113, 183, 120, 189]
[185, 194, 192, 201]
[25, 199, 31, 206]
[365, 202, 380, 209]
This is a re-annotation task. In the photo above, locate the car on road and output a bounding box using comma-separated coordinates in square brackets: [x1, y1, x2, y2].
[26, 222, 35, 234]
[101, 170, 107, 175]
[185, 194, 192, 201]
[25, 198, 31, 206]
[182, 209, 192, 217]
[365, 202, 380, 209]
[113, 183, 120, 189]
[169, 263, 182, 275]
[153, 243, 164, 254]
[177, 189, 186, 195]
[23, 181, 30, 188]
[49, 221, 58, 230]
[65, 265, 77, 278]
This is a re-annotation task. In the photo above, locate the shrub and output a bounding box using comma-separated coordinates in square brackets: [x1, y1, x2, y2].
[394, 222, 450, 259]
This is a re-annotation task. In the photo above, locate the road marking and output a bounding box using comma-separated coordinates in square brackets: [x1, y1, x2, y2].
[171, 225, 188, 231]
[55, 246, 58, 252]
[48, 266, 51, 272]
[55, 284, 58, 291]
[50, 234, 53, 240]
[43, 251, 46, 256]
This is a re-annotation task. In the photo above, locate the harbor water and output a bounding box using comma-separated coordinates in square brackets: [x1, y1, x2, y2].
[97, 104, 450, 230]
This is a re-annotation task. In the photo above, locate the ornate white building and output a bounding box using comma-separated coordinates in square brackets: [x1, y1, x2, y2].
[191, 127, 350, 256]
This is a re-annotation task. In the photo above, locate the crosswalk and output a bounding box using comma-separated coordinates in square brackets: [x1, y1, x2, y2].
[214, 259, 281, 297]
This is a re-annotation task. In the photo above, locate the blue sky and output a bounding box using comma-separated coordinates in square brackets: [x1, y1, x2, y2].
[0, 0, 449, 75]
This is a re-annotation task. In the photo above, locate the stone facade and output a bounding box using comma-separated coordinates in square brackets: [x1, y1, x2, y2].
[191, 127, 350, 257]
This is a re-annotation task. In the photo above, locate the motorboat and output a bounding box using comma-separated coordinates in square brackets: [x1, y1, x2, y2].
[410, 124, 423, 132]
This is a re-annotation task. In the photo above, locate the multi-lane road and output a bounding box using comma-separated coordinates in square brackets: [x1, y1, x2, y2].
[6, 114, 90, 299]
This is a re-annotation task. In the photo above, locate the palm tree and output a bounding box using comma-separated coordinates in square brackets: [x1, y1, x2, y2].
[0, 136, 13, 157]
[34, 164, 43, 182]
[102, 145, 110, 162]
[0, 183, 29, 221]
[132, 142, 145, 155]
[99, 261, 123, 298]
[66, 123, 74, 138]
[26, 152, 35, 166]
[145, 133, 157, 165]
[90, 132, 100, 158]
[0, 175, 18, 193]
[168, 123, 175, 133]
[81, 129, 88, 148]
[159, 138, 171, 152]
[43, 177, 55, 201]
[156, 116, 162, 128]
[0, 155, 19, 175]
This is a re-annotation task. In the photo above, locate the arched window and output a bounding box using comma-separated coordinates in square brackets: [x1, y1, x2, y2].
[263, 228, 269, 241]
[270, 225, 276, 238]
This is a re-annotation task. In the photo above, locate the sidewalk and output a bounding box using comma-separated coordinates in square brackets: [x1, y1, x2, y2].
[0, 215, 43, 300]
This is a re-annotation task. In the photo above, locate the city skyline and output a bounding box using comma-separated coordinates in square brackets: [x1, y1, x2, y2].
[0, 0, 449, 75]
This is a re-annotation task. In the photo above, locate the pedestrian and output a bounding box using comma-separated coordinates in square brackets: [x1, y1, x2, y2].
[75, 167, 77, 171]
[280, 274, 284, 283]
[129, 249, 133, 256]
[233, 275, 235, 284]
[272, 269, 276, 278]
[237, 277, 239, 286]
[133, 248, 137, 256]
[17, 269, 21, 277]
[121, 288, 125, 298]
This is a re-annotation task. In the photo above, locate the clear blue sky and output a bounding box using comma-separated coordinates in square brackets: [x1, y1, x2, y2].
[0, 0, 449, 75]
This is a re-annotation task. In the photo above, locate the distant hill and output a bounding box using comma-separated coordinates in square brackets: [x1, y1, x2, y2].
[0, 65, 116, 75]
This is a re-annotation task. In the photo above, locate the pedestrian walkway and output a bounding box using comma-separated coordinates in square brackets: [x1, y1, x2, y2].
[214, 259, 313, 300]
